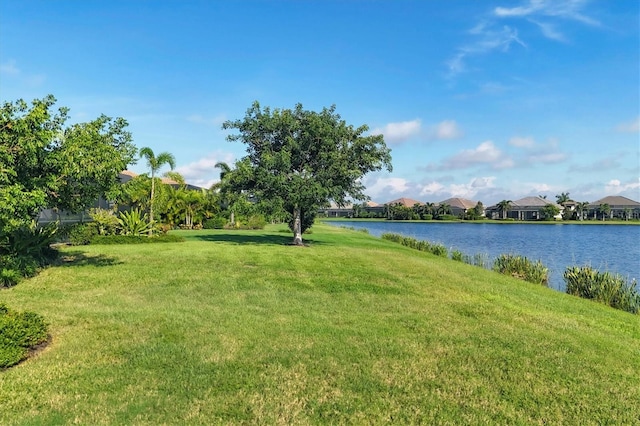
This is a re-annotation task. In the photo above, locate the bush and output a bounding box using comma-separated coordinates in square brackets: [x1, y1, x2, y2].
[0, 303, 49, 369]
[117, 209, 153, 236]
[0, 267, 22, 288]
[204, 217, 228, 229]
[430, 243, 448, 257]
[451, 249, 464, 262]
[89, 208, 119, 235]
[67, 223, 98, 246]
[493, 254, 549, 286]
[0, 223, 59, 284]
[564, 266, 640, 314]
[245, 215, 267, 230]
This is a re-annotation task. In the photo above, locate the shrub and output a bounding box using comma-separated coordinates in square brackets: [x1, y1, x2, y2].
[0, 303, 49, 369]
[0, 223, 59, 283]
[246, 215, 267, 230]
[67, 223, 98, 246]
[564, 266, 640, 314]
[451, 249, 464, 262]
[423, 214, 433, 220]
[0, 267, 22, 288]
[430, 243, 448, 257]
[0, 222, 58, 265]
[89, 208, 119, 235]
[493, 254, 549, 286]
[117, 209, 153, 236]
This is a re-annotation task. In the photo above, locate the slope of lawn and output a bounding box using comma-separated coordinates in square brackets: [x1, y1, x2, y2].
[1, 223, 638, 424]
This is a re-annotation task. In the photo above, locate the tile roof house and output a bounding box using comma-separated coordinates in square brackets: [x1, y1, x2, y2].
[486, 196, 562, 220]
[587, 196, 640, 220]
[437, 197, 478, 217]
[384, 197, 423, 207]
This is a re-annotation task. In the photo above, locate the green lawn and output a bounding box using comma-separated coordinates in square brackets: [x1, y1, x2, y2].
[1, 224, 639, 424]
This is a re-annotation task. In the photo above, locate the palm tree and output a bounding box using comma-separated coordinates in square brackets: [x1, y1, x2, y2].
[598, 203, 611, 221]
[576, 201, 590, 221]
[496, 200, 512, 220]
[139, 147, 176, 235]
[424, 202, 436, 218]
[212, 162, 236, 225]
[556, 192, 571, 206]
[437, 202, 452, 218]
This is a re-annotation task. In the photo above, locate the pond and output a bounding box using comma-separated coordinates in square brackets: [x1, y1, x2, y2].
[326, 220, 640, 291]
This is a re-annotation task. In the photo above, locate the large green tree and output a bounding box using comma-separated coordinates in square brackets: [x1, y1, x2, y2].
[0, 95, 136, 233]
[223, 102, 392, 245]
[138, 147, 175, 234]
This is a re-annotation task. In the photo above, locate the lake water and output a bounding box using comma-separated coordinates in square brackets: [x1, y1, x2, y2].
[326, 220, 640, 291]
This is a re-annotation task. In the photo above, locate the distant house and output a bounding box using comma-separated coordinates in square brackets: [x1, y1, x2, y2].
[318, 200, 385, 218]
[37, 170, 204, 225]
[587, 196, 640, 220]
[486, 196, 562, 220]
[384, 197, 423, 207]
[319, 201, 355, 218]
[437, 197, 479, 217]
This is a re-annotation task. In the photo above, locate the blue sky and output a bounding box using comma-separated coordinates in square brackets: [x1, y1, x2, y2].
[1, 0, 638, 205]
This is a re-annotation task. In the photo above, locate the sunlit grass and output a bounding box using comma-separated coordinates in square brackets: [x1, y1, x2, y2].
[1, 223, 638, 424]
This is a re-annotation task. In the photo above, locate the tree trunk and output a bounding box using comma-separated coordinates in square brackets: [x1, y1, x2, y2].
[293, 206, 303, 245]
[230, 210, 235, 226]
[149, 175, 155, 236]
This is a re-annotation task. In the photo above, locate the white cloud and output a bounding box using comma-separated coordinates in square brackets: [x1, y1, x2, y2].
[529, 19, 567, 42]
[419, 181, 445, 196]
[509, 136, 536, 148]
[615, 116, 640, 133]
[419, 176, 496, 199]
[0, 59, 19, 75]
[431, 120, 463, 140]
[440, 141, 515, 170]
[508, 136, 568, 165]
[372, 119, 463, 143]
[494, 0, 600, 26]
[187, 114, 227, 126]
[527, 152, 568, 164]
[447, 52, 467, 75]
[174, 151, 236, 188]
[364, 177, 410, 198]
[448, 25, 526, 77]
[448, 0, 600, 77]
[471, 176, 496, 188]
[524, 138, 568, 165]
[605, 178, 640, 195]
[371, 119, 422, 144]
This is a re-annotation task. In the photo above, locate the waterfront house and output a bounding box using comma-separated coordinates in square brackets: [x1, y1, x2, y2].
[436, 197, 479, 217]
[587, 196, 640, 220]
[486, 196, 562, 220]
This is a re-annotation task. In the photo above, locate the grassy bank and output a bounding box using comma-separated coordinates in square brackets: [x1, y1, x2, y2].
[1, 224, 639, 424]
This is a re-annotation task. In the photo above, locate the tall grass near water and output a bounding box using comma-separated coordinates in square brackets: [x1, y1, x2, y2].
[564, 266, 640, 314]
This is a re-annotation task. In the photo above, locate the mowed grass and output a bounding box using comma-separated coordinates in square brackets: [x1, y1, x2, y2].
[1, 224, 639, 425]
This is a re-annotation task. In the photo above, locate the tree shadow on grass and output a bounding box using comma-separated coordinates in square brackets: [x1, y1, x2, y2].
[189, 232, 326, 246]
[56, 251, 124, 267]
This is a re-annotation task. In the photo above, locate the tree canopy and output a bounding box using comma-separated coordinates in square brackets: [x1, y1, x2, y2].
[223, 102, 392, 244]
[0, 95, 136, 233]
